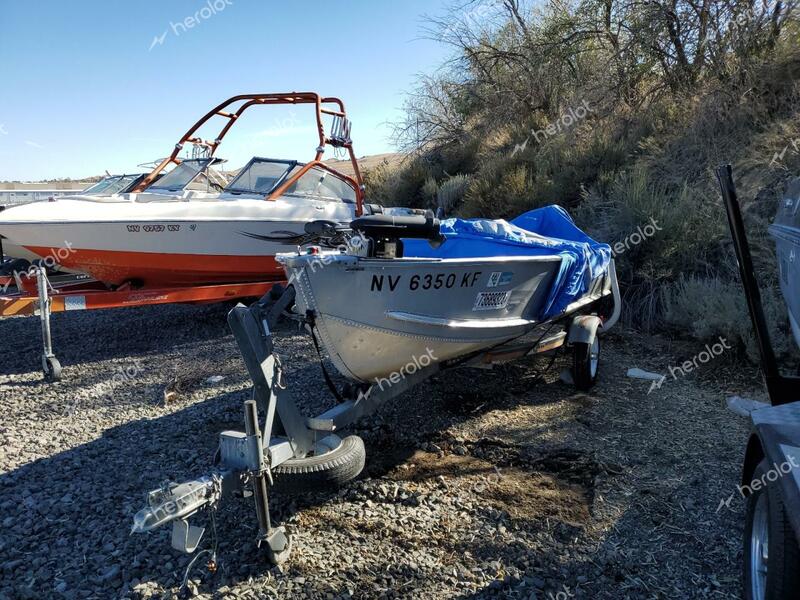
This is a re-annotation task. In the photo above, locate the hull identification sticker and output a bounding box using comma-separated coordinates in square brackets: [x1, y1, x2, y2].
[473, 291, 512, 311]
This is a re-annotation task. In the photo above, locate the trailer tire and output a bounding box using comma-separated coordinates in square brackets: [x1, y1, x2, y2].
[743, 460, 800, 600]
[42, 356, 62, 382]
[573, 337, 600, 391]
[272, 435, 365, 494]
[0, 258, 30, 276]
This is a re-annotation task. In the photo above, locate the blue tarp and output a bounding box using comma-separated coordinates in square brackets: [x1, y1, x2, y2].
[403, 205, 612, 319]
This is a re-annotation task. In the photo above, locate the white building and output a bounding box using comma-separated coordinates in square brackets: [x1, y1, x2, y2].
[0, 182, 89, 206]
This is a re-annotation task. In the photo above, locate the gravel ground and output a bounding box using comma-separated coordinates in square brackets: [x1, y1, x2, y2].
[0, 303, 767, 599]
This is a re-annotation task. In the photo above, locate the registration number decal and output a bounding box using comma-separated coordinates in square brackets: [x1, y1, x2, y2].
[487, 271, 513, 288]
[370, 271, 482, 292]
[473, 291, 512, 311]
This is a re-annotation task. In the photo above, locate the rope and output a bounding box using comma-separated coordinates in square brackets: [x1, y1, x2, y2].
[305, 312, 346, 404]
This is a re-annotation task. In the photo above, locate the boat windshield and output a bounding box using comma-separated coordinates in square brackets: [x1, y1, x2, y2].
[82, 174, 143, 196]
[224, 158, 297, 195]
[224, 157, 356, 203]
[283, 166, 356, 204]
[146, 159, 213, 193]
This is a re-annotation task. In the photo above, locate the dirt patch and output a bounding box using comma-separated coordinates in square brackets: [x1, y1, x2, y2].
[386, 450, 592, 526]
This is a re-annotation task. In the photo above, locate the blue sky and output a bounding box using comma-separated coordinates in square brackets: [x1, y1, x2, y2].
[0, 0, 451, 181]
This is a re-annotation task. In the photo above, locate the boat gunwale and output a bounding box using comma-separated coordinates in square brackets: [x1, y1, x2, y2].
[769, 222, 800, 244]
[281, 253, 565, 267]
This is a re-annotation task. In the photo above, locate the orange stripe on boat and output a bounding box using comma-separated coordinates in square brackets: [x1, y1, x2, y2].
[25, 247, 284, 287]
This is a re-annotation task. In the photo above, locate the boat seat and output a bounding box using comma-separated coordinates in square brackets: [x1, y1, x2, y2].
[350, 214, 441, 241]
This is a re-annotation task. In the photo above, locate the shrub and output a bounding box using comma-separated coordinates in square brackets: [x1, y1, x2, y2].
[437, 174, 471, 216]
[662, 275, 795, 362]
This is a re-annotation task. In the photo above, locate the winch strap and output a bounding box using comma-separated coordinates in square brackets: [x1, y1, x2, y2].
[307, 315, 345, 404]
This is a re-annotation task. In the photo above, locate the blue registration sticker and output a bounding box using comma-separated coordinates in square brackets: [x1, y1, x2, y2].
[487, 272, 513, 288]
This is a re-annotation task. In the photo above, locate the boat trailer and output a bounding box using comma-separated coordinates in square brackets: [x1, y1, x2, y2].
[0, 268, 286, 381]
[130, 265, 621, 568]
[717, 165, 800, 599]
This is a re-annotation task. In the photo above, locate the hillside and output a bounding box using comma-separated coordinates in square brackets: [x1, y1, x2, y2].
[367, 0, 800, 364]
[325, 152, 404, 179]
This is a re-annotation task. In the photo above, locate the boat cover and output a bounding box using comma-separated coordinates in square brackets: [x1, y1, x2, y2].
[403, 205, 612, 319]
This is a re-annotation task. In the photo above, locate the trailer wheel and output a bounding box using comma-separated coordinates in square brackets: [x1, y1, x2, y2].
[573, 337, 600, 391]
[744, 460, 800, 600]
[0, 258, 30, 276]
[272, 435, 365, 494]
[42, 356, 62, 382]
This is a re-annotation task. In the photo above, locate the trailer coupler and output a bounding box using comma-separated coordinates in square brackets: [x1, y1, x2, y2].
[131, 475, 223, 554]
[131, 401, 293, 562]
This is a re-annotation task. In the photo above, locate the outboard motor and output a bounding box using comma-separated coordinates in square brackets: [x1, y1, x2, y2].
[350, 214, 443, 259]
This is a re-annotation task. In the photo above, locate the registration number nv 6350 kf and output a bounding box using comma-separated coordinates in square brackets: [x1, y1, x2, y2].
[370, 271, 482, 292]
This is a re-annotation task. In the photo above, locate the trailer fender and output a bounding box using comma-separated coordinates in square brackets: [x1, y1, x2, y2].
[568, 315, 602, 346]
[741, 433, 765, 494]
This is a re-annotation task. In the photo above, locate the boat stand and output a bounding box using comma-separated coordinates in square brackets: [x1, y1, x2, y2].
[33, 267, 62, 381]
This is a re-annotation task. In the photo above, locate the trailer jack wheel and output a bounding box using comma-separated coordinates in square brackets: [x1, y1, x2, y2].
[42, 355, 62, 382]
[573, 337, 600, 391]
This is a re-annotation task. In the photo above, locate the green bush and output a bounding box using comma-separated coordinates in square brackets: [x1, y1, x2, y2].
[662, 276, 794, 362]
[437, 174, 472, 216]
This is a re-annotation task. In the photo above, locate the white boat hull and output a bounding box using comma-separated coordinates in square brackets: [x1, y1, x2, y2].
[0, 197, 357, 286]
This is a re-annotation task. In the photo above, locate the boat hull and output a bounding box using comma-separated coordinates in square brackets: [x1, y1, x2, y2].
[281, 253, 563, 381]
[0, 198, 356, 286]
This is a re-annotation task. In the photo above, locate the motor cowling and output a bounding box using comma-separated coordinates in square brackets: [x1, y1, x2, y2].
[350, 215, 443, 258]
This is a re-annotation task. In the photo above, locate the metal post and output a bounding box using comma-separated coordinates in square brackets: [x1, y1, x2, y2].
[243, 399, 291, 563]
[36, 267, 61, 381]
[244, 400, 271, 535]
[717, 165, 799, 405]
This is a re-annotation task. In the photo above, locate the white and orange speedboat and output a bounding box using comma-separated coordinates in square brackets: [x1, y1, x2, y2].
[0, 93, 368, 287]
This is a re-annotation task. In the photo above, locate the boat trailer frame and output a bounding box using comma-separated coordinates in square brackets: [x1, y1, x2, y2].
[130, 264, 621, 568]
[0, 269, 286, 381]
[717, 165, 800, 595]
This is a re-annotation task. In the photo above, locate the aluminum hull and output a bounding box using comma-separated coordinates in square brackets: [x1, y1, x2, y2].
[280, 252, 564, 382]
[0, 196, 357, 286]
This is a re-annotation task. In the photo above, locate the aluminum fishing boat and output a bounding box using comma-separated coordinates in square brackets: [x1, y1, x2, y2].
[770, 178, 800, 348]
[0, 93, 368, 287]
[280, 207, 616, 382]
[128, 209, 619, 568]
